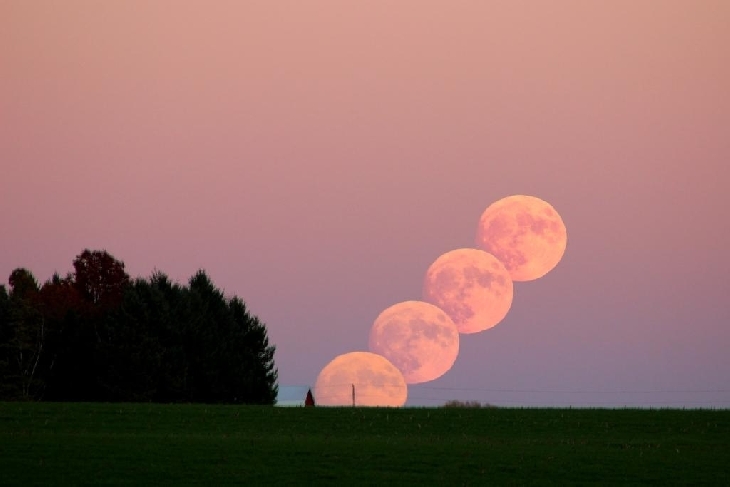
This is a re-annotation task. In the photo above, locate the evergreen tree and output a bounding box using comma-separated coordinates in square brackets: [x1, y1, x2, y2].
[229, 297, 278, 404]
[0, 252, 278, 404]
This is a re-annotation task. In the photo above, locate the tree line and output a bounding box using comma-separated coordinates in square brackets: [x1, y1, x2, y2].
[0, 250, 277, 404]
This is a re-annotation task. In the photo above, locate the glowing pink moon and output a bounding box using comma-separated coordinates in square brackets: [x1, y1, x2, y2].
[475, 195, 567, 282]
[369, 300, 459, 384]
[422, 248, 513, 334]
[314, 351, 407, 407]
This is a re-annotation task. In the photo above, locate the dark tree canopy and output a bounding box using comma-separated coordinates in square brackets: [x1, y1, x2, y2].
[73, 249, 130, 308]
[8, 268, 39, 299]
[0, 250, 278, 404]
[2, 269, 44, 399]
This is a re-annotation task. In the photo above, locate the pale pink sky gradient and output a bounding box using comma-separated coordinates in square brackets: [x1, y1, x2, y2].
[2, 1, 729, 406]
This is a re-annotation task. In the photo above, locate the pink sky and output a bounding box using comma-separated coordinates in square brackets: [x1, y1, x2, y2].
[2, 1, 729, 406]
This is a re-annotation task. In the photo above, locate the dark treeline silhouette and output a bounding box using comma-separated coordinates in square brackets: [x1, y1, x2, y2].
[0, 250, 277, 404]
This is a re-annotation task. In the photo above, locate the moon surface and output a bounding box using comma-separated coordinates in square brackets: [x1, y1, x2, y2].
[475, 195, 567, 282]
[369, 300, 459, 384]
[423, 248, 513, 334]
[314, 351, 407, 407]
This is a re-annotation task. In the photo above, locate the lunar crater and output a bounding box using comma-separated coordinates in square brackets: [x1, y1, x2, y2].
[476, 195, 567, 282]
[369, 301, 459, 384]
[423, 248, 513, 334]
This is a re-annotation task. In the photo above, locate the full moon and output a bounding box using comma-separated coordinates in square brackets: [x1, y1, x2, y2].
[369, 301, 459, 384]
[422, 248, 513, 334]
[314, 351, 407, 407]
[475, 195, 567, 282]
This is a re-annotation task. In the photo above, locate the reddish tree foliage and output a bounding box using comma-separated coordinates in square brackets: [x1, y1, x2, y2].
[72, 250, 130, 309]
[39, 274, 84, 322]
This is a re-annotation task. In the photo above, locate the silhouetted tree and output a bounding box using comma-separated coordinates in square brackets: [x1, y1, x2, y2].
[146, 272, 189, 401]
[178, 271, 278, 404]
[0, 252, 278, 404]
[8, 269, 40, 299]
[44, 250, 130, 400]
[94, 277, 163, 401]
[0, 284, 12, 397]
[228, 296, 278, 404]
[1, 269, 45, 399]
[73, 249, 130, 308]
[36, 273, 85, 401]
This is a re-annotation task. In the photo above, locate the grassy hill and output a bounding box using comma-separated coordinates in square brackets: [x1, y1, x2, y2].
[1, 402, 728, 485]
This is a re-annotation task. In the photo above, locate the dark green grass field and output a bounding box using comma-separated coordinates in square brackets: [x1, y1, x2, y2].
[1, 403, 728, 485]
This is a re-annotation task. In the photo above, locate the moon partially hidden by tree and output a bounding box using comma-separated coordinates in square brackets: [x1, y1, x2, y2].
[423, 248, 513, 334]
[314, 351, 407, 407]
[369, 301, 459, 384]
[475, 195, 567, 282]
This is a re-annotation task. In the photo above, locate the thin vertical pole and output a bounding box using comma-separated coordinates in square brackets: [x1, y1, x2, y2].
[352, 383, 355, 407]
